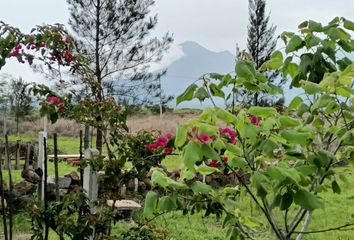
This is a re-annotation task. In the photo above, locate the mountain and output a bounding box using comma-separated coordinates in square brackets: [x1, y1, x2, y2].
[161, 41, 235, 108]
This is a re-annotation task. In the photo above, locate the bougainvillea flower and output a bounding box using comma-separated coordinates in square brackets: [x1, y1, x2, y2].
[249, 115, 261, 126]
[58, 102, 65, 108]
[156, 136, 168, 147]
[165, 133, 173, 139]
[198, 134, 210, 143]
[223, 157, 228, 163]
[47, 96, 60, 104]
[219, 128, 237, 144]
[209, 159, 220, 168]
[163, 147, 173, 156]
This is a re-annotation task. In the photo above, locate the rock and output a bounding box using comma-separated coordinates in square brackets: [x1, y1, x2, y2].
[106, 199, 141, 210]
[47, 176, 72, 189]
[64, 171, 80, 181]
[13, 181, 36, 197]
[21, 169, 41, 184]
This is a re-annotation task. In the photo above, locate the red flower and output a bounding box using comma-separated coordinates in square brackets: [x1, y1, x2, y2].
[223, 157, 228, 163]
[249, 115, 261, 126]
[47, 96, 60, 104]
[165, 133, 173, 139]
[198, 134, 210, 143]
[145, 143, 158, 152]
[58, 102, 65, 108]
[220, 128, 237, 144]
[10, 50, 19, 57]
[209, 160, 219, 168]
[156, 136, 168, 147]
[163, 147, 173, 156]
[15, 44, 22, 50]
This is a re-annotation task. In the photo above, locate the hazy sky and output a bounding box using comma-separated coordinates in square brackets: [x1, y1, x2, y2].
[1, 0, 354, 82]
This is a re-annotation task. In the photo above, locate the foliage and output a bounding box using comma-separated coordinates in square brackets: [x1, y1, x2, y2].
[145, 17, 354, 240]
[29, 190, 111, 240]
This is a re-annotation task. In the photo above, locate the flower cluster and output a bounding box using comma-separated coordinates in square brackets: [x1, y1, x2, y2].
[249, 115, 261, 126]
[145, 133, 174, 156]
[47, 96, 65, 109]
[219, 127, 237, 144]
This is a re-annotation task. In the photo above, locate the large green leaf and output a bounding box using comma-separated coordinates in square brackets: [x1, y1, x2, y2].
[294, 189, 324, 210]
[191, 181, 214, 195]
[235, 60, 256, 80]
[143, 191, 158, 218]
[281, 130, 311, 146]
[260, 51, 283, 70]
[216, 107, 237, 124]
[344, 19, 354, 31]
[194, 87, 209, 102]
[280, 192, 293, 210]
[176, 83, 198, 105]
[209, 83, 225, 98]
[287, 96, 303, 111]
[202, 144, 220, 160]
[286, 35, 304, 53]
[248, 106, 277, 118]
[196, 165, 220, 175]
[158, 196, 177, 212]
[175, 124, 188, 148]
[183, 141, 202, 170]
[279, 116, 301, 127]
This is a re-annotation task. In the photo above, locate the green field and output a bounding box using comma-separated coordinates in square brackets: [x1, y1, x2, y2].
[1, 134, 354, 239]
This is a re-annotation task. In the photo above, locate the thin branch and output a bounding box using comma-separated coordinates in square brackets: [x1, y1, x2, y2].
[293, 222, 354, 235]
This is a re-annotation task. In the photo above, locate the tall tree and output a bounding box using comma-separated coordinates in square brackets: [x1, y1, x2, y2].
[67, 0, 172, 152]
[245, 0, 284, 106]
[247, 0, 276, 69]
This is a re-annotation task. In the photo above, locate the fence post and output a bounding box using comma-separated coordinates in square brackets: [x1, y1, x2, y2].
[37, 131, 47, 205]
[25, 143, 30, 171]
[15, 140, 20, 170]
[83, 148, 99, 240]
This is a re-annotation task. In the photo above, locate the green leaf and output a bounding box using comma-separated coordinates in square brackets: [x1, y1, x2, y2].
[216, 107, 237, 124]
[281, 130, 311, 146]
[288, 96, 303, 111]
[311, 95, 334, 111]
[191, 181, 214, 195]
[158, 196, 177, 212]
[199, 123, 218, 136]
[298, 21, 308, 29]
[344, 19, 354, 31]
[144, 191, 158, 218]
[175, 124, 188, 148]
[176, 83, 198, 105]
[260, 51, 283, 70]
[280, 192, 293, 210]
[209, 83, 225, 98]
[294, 189, 324, 210]
[302, 81, 321, 94]
[235, 60, 256, 80]
[286, 35, 304, 53]
[308, 20, 323, 32]
[225, 144, 243, 155]
[331, 180, 341, 194]
[202, 144, 220, 160]
[194, 87, 209, 102]
[183, 141, 202, 170]
[279, 116, 301, 127]
[283, 62, 299, 78]
[248, 106, 277, 118]
[197, 165, 219, 176]
[297, 103, 309, 117]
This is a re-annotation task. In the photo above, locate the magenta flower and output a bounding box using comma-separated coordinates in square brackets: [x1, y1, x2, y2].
[209, 159, 219, 168]
[249, 115, 261, 126]
[198, 134, 210, 143]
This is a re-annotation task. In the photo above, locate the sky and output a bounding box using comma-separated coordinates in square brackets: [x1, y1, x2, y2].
[0, 0, 354, 84]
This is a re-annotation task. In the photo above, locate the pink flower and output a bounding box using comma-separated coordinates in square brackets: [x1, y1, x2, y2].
[47, 96, 60, 104]
[209, 160, 219, 168]
[58, 102, 65, 108]
[10, 50, 18, 57]
[15, 44, 22, 50]
[223, 157, 228, 163]
[163, 147, 173, 156]
[198, 134, 210, 143]
[220, 128, 237, 144]
[156, 136, 168, 147]
[249, 115, 261, 126]
[165, 133, 173, 139]
[145, 143, 158, 152]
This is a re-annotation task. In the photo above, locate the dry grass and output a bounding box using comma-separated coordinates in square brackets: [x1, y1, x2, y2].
[11, 112, 199, 137]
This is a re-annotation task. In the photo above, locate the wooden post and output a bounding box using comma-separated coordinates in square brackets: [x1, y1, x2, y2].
[5, 135, 13, 240]
[53, 134, 59, 202]
[25, 143, 30, 170]
[15, 140, 20, 170]
[43, 137, 49, 240]
[37, 131, 47, 205]
[0, 144, 8, 240]
[80, 129, 84, 187]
